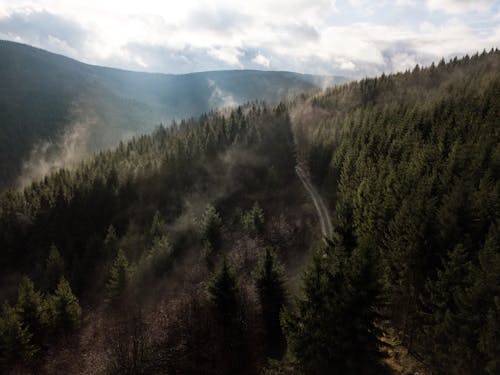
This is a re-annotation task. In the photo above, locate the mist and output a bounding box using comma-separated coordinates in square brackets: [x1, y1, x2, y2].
[16, 120, 94, 188]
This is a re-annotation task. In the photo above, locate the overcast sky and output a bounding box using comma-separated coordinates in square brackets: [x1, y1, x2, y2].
[0, 0, 499, 77]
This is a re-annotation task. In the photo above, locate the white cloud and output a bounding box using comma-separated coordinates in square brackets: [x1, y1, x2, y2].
[0, 0, 498, 77]
[208, 46, 243, 67]
[395, 0, 416, 7]
[252, 53, 270, 67]
[427, 0, 494, 14]
[339, 60, 356, 70]
[348, 0, 388, 15]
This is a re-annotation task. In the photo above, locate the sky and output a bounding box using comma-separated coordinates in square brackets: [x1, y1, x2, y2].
[0, 0, 499, 77]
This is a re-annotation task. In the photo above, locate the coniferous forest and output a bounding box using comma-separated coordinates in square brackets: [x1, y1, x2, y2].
[0, 50, 499, 374]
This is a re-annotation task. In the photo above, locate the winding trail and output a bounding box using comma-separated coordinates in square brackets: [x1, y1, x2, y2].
[295, 165, 333, 240]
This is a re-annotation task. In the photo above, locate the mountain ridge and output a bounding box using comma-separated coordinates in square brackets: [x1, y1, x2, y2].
[0, 39, 349, 188]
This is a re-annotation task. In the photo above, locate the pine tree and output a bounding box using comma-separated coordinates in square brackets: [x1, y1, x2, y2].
[475, 225, 500, 375]
[243, 202, 265, 236]
[103, 225, 118, 260]
[281, 243, 384, 374]
[46, 277, 81, 337]
[0, 303, 35, 368]
[419, 244, 477, 374]
[479, 297, 500, 375]
[200, 204, 222, 260]
[208, 257, 238, 319]
[150, 210, 166, 241]
[44, 244, 65, 291]
[149, 235, 173, 276]
[254, 248, 286, 356]
[16, 276, 44, 348]
[106, 249, 131, 302]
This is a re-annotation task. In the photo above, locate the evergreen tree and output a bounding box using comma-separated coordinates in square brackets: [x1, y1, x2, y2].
[44, 244, 65, 291]
[103, 225, 118, 260]
[243, 202, 265, 236]
[46, 277, 81, 336]
[137, 235, 173, 281]
[16, 276, 45, 348]
[282, 243, 384, 374]
[208, 257, 238, 319]
[254, 248, 286, 356]
[475, 225, 500, 375]
[150, 210, 166, 241]
[0, 303, 35, 368]
[149, 235, 173, 276]
[200, 204, 223, 259]
[420, 244, 477, 374]
[479, 297, 500, 375]
[106, 249, 131, 302]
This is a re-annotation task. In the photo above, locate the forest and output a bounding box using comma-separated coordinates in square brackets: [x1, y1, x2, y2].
[0, 49, 498, 374]
[0, 40, 342, 188]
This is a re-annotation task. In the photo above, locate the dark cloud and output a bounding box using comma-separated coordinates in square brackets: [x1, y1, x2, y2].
[186, 7, 251, 33]
[283, 23, 320, 42]
[0, 10, 86, 51]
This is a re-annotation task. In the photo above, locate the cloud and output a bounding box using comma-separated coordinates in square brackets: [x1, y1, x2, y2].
[252, 53, 270, 67]
[0, 8, 86, 55]
[208, 46, 243, 67]
[0, 0, 498, 78]
[426, 0, 494, 14]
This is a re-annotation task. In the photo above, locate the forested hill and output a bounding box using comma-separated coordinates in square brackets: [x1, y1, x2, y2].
[0, 40, 347, 188]
[0, 49, 498, 374]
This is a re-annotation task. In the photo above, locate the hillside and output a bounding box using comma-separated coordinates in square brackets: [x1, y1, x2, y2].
[0, 40, 347, 188]
[0, 50, 498, 374]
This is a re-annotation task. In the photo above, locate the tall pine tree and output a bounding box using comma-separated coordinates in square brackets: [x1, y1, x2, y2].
[282, 243, 384, 374]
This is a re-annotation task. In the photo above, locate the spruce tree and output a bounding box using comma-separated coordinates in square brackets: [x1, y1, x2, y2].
[46, 277, 81, 337]
[420, 244, 477, 374]
[254, 248, 286, 356]
[103, 225, 118, 260]
[200, 204, 223, 260]
[16, 276, 44, 348]
[106, 249, 131, 302]
[281, 243, 384, 374]
[44, 244, 65, 291]
[150, 210, 166, 241]
[0, 303, 35, 368]
[243, 202, 265, 236]
[208, 257, 238, 319]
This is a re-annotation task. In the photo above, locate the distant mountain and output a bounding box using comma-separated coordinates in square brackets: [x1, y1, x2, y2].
[0, 40, 349, 188]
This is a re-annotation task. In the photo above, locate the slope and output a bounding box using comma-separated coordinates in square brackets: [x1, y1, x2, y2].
[0, 40, 349, 188]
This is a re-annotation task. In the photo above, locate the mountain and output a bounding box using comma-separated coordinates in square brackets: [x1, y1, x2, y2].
[0, 49, 498, 374]
[0, 40, 348, 188]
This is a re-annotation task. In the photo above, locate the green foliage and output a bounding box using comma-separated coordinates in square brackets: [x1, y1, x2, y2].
[208, 258, 238, 319]
[419, 244, 477, 373]
[103, 225, 119, 260]
[304, 49, 500, 372]
[479, 297, 500, 375]
[282, 243, 384, 374]
[46, 277, 81, 336]
[137, 235, 174, 281]
[0, 303, 35, 369]
[200, 204, 223, 258]
[16, 276, 45, 349]
[106, 249, 131, 303]
[243, 202, 265, 235]
[0, 49, 497, 373]
[44, 244, 65, 291]
[0, 40, 323, 188]
[254, 249, 286, 355]
[150, 210, 166, 241]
